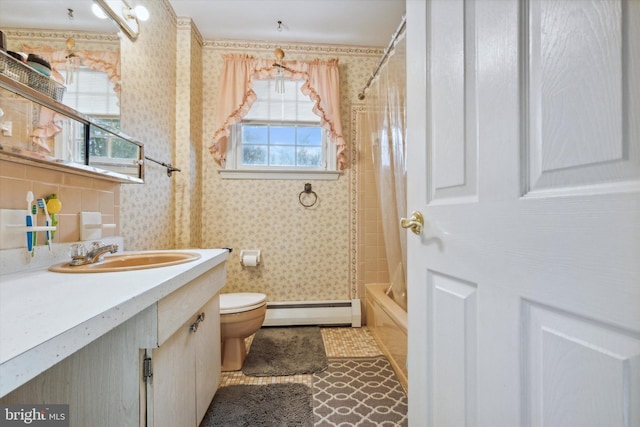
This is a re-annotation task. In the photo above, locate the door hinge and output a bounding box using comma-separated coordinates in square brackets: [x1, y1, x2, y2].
[143, 356, 153, 382]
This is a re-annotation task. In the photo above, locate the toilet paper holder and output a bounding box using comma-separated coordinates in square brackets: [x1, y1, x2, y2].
[240, 249, 261, 266]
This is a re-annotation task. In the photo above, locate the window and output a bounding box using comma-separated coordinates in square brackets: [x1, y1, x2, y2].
[57, 68, 137, 174]
[223, 78, 338, 179]
[76, 117, 138, 160]
[240, 123, 324, 167]
[60, 67, 119, 116]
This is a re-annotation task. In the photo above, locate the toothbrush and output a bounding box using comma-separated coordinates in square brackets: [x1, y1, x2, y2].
[26, 191, 34, 254]
[31, 204, 37, 256]
[37, 198, 52, 252]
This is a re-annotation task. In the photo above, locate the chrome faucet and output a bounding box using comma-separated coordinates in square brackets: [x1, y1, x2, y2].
[69, 243, 119, 266]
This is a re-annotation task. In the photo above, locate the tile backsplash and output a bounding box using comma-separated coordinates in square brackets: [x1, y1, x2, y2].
[0, 159, 120, 245]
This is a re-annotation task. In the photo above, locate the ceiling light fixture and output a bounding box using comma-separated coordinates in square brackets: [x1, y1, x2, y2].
[123, 5, 150, 22]
[91, 0, 150, 41]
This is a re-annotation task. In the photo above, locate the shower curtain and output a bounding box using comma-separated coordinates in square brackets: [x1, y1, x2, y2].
[364, 31, 407, 311]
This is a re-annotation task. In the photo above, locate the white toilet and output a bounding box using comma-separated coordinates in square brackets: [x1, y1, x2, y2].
[219, 292, 267, 371]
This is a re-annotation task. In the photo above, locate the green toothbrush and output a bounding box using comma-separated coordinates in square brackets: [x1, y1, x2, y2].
[31, 204, 37, 256]
[36, 198, 52, 253]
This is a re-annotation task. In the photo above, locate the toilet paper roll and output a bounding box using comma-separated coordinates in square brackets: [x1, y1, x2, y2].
[242, 255, 258, 267]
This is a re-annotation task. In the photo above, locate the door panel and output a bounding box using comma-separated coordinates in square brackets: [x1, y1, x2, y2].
[429, 271, 478, 427]
[430, 0, 478, 203]
[525, 0, 640, 194]
[523, 301, 640, 427]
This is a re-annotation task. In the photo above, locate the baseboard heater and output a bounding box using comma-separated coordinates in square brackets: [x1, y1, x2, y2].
[263, 299, 361, 327]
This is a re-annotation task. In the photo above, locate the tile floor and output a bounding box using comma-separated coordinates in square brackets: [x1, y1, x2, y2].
[218, 326, 387, 389]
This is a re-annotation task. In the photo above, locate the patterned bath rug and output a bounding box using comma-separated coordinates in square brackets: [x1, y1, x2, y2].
[313, 356, 408, 426]
[199, 383, 313, 427]
[242, 326, 328, 376]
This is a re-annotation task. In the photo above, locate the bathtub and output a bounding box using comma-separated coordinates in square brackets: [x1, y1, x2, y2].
[365, 283, 407, 391]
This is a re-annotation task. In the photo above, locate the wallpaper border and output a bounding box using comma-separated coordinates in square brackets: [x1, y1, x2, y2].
[3, 29, 120, 43]
[350, 104, 366, 299]
[204, 39, 384, 56]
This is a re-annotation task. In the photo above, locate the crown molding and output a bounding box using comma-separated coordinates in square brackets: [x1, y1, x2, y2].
[176, 17, 204, 47]
[159, 0, 176, 21]
[204, 39, 383, 57]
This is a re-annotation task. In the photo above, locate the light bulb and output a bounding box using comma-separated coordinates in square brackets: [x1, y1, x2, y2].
[134, 5, 149, 21]
[91, 4, 108, 19]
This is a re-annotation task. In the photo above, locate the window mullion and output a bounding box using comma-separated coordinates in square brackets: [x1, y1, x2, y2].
[267, 126, 271, 167]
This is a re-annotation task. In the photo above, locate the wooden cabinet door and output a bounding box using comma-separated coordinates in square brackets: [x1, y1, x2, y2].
[150, 294, 221, 427]
[195, 295, 221, 424]
[150, 318, 196, 427]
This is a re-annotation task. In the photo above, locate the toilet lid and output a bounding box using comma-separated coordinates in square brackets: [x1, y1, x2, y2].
[220, 293, 267, 314]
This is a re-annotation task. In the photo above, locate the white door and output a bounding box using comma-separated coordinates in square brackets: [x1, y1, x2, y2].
[406, 0, 640, 426]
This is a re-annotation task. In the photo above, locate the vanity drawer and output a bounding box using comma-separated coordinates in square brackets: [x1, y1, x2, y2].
[156, 263, 225, 345]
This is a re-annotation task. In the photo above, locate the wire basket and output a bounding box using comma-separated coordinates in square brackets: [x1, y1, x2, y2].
[0, 50, 66, 102]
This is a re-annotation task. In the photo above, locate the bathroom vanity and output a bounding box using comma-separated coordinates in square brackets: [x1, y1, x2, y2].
[0, 248, 229, 427]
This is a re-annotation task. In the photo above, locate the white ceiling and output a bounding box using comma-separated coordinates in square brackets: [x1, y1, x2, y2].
[0, 0, 406, 47]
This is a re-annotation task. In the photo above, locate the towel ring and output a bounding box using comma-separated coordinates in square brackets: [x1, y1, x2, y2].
[299, 183, 318, 208]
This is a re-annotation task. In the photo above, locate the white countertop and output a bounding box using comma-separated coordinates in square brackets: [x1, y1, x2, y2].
[0, 248, 229, 397]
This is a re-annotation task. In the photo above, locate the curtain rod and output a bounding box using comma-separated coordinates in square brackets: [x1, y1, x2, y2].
[358, 14, 406, 100]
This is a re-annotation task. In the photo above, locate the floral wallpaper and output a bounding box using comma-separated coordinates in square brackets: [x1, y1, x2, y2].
[174, 17, 204, 249]
[118, 0, 177, 251]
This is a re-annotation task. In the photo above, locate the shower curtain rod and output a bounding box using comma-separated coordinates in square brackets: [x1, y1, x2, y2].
[357, 14, 406, 100]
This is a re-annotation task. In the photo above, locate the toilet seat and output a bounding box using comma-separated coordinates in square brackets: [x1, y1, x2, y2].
[220, 293, 267, 314]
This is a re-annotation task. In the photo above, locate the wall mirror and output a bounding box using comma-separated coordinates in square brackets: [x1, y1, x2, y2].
[0, 7, 143, 182]
[0, 72, 143, 183]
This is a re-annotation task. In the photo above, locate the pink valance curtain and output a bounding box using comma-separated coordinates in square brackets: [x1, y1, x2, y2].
[19, 44, 120, 153]
[21, 44, 121, 93]
[209, 54, 347, 169]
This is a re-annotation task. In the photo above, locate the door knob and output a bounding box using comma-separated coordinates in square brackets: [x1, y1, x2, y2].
[400, 211, 424, 235]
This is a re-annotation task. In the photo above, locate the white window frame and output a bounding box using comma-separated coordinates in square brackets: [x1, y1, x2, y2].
[57, 67, 123, 164]
[219, 78, 341, 180]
